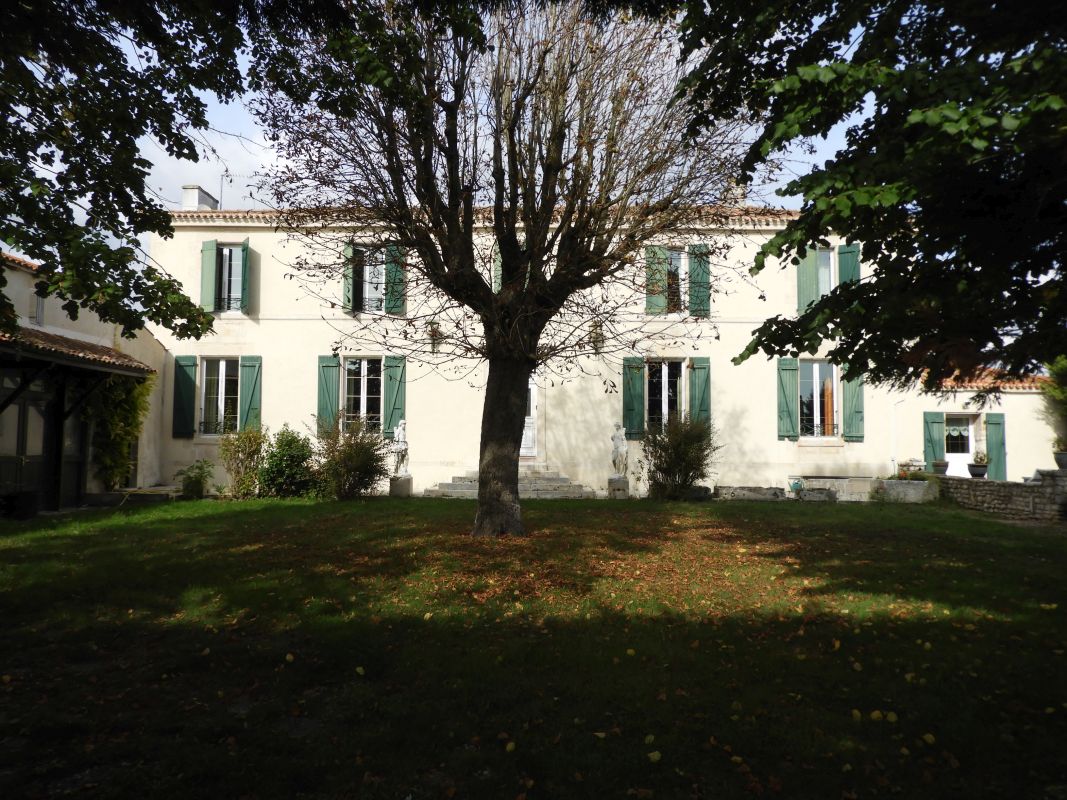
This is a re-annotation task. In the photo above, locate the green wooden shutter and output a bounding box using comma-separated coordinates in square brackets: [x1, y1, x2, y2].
[688, 357, 710, 423]
[317, 355, 340, 434]
[385, 245, 406, 315]
[240, 238, 251, 313]
[622, 357, 645, 439]
[796, 250, 818, 313]
[923, 411, 945, 470]
[342, 242, 354, 314]
[200, 240, 217, 312]
[841, 371, 864, 441]
[838, 243, 860, 284]
[172, 356, 197, 438]
[985, 412, 1007, 480]
[777, 358, 799, 440]
[688, 243, 710, 318]
[238, 355, 262, 430]
[645, 246, 667, 314]
[383, 356, 406, 439]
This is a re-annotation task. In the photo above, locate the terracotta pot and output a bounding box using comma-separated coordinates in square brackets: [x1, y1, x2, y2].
[932, 461, 949, 475]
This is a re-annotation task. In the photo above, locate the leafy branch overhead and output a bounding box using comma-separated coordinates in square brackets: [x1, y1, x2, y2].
[667, 0, 1067, 390]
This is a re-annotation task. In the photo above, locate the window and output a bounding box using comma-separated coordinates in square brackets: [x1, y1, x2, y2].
[945, 415, 971, 454]
[344, 357, 382, 430]
[349, 248, 385, 313]
[799, 360, 837, 437]
[215, 245, 244, 311]
[646, 360, 684, 431]
[28, 293, 44, 325]
[200, 358, 239, 434]
[816, 248, 833, 300]
[665, 248, 683, 313]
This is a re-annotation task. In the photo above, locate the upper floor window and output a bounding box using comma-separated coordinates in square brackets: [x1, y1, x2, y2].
[28, 293, 44, 325]
[215, 245, 244, 311]
[644, 244, 711, 318]
[798, 244, 860, 314]
[200, 238, 250, 314]
[343, 244, 407, 316]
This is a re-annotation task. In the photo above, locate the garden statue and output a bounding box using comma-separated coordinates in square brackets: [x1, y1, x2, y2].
[611, 422, 628, 478]
[392, 419, 409, 477]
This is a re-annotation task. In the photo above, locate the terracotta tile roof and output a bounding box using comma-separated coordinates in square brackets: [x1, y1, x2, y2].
[0, 326, 153, 375]
[1, 252, 40, 273]
[170, 204, 801, 228]
[942, 369, 1048, 392]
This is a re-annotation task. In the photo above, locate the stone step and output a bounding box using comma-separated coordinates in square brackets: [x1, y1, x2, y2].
[438, 481, 580, 492]
[463, 469, 562, 480]
[424, 487, 594, 500]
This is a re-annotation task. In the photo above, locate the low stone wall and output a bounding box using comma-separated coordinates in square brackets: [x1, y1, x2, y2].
[938, 470, 1067, 523]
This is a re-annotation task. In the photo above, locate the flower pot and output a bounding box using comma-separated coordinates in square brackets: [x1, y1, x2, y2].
[967, 463, 988, 479]
[932, 460, 949, 475]
[1054, 451, 1067, 470]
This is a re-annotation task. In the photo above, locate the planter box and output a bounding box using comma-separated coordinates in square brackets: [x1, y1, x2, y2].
[878, 480, 938, 504]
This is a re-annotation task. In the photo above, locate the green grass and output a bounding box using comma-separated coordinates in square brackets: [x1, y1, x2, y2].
[2, 498, 1065, 798]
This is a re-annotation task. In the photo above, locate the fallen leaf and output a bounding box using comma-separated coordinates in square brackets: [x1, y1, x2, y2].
[647, 751, 662, 763]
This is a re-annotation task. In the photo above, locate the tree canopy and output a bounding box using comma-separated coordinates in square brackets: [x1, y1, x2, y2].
[667, 0, 1067, 392]
[0, 0, 344, 337]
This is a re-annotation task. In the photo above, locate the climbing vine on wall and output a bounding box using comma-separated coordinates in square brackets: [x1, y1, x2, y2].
[80, 374, 154, 491]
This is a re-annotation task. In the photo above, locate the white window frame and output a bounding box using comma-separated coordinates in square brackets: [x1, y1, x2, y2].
[799, 359, 839, 439]
[664, 247, 686, 314]
[214, 244, 244, 312]
[199, 357, 240, 436]
[343, 356, 383, 430]
[816, 247, 836, 301]
[350, 247, 385, 313]
[645, 359, 687, 431]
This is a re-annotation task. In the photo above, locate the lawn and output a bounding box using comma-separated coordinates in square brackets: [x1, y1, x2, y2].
[1, 498, 1065, 799]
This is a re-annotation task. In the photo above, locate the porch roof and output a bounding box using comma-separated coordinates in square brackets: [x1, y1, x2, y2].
[0, 327, 153, 377]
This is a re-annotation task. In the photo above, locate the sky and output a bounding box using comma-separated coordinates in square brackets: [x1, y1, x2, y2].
[145, 92, 851, 214]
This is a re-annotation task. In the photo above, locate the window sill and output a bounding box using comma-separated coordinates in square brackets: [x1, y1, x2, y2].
[797, 437, 845, 448]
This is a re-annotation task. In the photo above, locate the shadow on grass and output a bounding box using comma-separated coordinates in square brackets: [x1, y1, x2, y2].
[1, 499, 1065, 799]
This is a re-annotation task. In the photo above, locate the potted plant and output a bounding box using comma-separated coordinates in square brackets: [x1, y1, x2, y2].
[967, 451, 989, 479]
[175, 459, 215, 499]
[1054, 436, 1067, 470]
[931, 459, 949, 475]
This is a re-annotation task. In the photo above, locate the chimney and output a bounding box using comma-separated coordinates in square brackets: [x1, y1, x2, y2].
[181, 184, 219, 211]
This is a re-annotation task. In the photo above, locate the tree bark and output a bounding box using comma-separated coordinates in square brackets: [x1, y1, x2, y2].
[472, 356, 533, 536]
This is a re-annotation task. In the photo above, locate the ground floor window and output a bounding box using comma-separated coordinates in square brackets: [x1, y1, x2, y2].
[647, 360, 683, 431]
[201, 357, 239, 434]
[344, 358, 382, 430]
[945, 415, 971, 453]
[799, 359, 837, 437]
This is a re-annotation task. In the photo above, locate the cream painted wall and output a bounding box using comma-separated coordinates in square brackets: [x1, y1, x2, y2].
[147, 212, 1059, 494]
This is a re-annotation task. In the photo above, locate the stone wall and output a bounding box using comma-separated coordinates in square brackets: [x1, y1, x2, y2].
[938, 470, 1067, 523]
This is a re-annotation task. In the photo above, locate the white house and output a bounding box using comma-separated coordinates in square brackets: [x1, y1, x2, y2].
[134, 185, 1058, 497]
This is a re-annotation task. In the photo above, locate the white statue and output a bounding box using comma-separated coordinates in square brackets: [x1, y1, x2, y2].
[611, 422, 628, 478]
[392, 419, 409, 477]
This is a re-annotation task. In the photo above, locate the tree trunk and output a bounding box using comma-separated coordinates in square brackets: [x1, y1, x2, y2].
[472, 356, 533, 537]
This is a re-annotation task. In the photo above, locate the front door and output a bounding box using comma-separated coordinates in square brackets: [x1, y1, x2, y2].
[0, 397, 47, 499]
[520, 380, 537, 457]
[944, 414, 973, 477]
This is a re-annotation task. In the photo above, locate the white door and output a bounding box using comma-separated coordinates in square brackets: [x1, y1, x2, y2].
[520, 380, 537, 457]
[944, 415, 973, 477]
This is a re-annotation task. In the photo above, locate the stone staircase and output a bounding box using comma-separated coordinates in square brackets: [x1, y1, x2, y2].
[423, 466, 595, 499]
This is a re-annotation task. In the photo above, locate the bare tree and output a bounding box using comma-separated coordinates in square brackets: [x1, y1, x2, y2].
[255, 1, 755, 536]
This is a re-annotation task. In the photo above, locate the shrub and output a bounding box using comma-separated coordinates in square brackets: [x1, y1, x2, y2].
[642, 415, 722, 500]
[258, 426, 315, 497]
[1042, 355, 1067, 444]
[315, 416, 391, 500]
[175, 459, 214, 499]
[218, 426, 268, 498]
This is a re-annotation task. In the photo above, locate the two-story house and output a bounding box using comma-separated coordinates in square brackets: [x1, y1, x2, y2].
[142, 185, 1057, 497]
